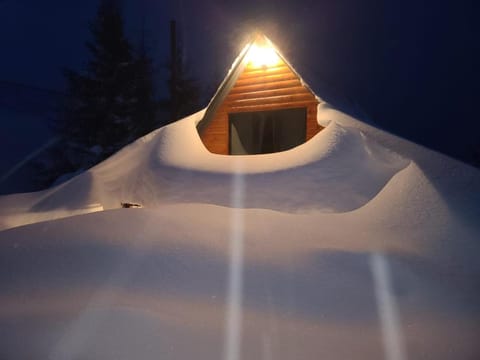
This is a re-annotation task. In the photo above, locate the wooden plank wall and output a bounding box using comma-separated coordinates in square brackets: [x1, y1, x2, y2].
[200, 58, 322, 155]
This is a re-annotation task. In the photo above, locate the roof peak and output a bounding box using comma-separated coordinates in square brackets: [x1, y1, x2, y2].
[250, 32, 272, 47]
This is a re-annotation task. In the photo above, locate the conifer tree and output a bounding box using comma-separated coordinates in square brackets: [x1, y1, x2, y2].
[174, 53, 201, 120]
[39, 0, 158, 187]
[56, 0, 136, 170]
[167, 22, 200, 122]
[130, 34, 158, 139]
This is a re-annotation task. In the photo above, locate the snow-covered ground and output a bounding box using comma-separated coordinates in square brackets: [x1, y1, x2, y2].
[0, 102, 479, 359]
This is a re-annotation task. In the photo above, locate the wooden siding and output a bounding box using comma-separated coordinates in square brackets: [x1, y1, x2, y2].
[200, 59, 322, 155]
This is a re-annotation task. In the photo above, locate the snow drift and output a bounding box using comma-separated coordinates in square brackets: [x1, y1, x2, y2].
[0, 101, 480, 360]
[0, 106, 411, 229]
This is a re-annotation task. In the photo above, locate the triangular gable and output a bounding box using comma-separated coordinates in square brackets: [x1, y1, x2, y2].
[197, 34, 322, 155]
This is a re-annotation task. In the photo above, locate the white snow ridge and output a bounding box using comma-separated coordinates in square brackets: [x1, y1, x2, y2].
[0, 102, 479, 360]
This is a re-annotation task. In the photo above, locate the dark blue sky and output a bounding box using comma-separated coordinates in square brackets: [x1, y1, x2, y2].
[0, 0, 478, 164]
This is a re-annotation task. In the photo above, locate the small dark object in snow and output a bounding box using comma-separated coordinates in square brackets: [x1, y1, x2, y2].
[121, 202, 143, 208]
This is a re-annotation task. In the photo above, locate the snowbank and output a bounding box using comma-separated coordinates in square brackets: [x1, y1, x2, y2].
[0, 108, 412, 229]
[0, 197, 479, 359]
[1, 102, 480, 359]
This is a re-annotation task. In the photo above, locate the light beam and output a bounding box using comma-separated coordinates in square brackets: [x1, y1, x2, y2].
[224, 159, 246, 360]
[370, 252, 407, 360]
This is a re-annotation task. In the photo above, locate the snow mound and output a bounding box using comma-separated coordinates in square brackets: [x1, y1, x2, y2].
[155, 110, 380, 173]
[1, 103, 479, 233]
[1, 104, 480, 360]
[0, 108, 411, 230]
[1, 184, 479, 359]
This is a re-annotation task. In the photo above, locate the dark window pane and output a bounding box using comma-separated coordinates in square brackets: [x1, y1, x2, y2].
[229, 108, 307, 155]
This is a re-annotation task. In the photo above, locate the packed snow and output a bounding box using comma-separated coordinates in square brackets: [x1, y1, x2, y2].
[0, 101, 479, 359]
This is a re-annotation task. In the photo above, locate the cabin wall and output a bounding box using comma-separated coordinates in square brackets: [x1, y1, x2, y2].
[200, 59, 322, 155]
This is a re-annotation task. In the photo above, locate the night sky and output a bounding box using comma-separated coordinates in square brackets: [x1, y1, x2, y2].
[1, 0, 478, 165]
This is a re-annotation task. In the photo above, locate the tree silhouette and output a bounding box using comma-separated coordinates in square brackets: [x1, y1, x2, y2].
[167, 20, 201, 122]
[38, 0, 157, 187]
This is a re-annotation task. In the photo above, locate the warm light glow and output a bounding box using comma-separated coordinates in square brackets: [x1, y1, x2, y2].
[246, 44, 280, 68]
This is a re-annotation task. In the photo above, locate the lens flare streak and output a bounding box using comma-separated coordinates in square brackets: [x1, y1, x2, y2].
[224, 160, 246, 360]
[370, 252, 407, 360]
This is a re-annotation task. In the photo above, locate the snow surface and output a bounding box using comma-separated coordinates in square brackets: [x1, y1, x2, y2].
[0, 108, 410, 229]
[0, 102, 480, 359]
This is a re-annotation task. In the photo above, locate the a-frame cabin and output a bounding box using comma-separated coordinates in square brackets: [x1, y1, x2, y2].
[197, 34, 323, 155]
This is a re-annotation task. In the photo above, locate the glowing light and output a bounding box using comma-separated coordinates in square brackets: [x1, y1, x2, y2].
[246, 44, 280, 68]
